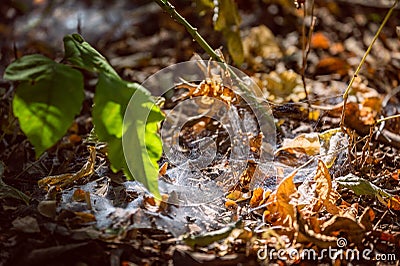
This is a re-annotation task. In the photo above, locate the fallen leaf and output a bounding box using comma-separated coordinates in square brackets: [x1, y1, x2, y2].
[12, 216, 40, 233]
[316, 57, 349, 76]
[277, 133, 321, 156]
[321, 216, 365, 246]
[311, 32, 331, 49]
[359, 207, 375, 231]
[250, 187, 264, 208]
[265, 171, 298, 227]
[313, 160, 341, 215]
[37, 200, 57, 219]
[183, 219, 242, 248]
[0, 162, 30, 204]
[388, 195, 400, 211]
[335, 174, 392, 198]
[226, 190, 243, 200]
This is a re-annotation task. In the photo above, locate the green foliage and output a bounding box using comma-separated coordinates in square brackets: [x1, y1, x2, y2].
[213, 0, 244, 65]
[63, 34, 120, 78]
[4, 55, 84, 156]
[335, 174, 392, 198]
[123, 87, 164, 197]
[0, 162, 30, 205]
[3, 34, 164, 196]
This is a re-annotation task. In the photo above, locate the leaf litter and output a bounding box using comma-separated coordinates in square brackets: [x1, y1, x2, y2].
[1, 0, 400, 265]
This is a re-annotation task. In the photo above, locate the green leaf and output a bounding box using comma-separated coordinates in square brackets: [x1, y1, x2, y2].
[4, 55, 56, 82]
[214, 0, 241, 31]
[93, 74, 164, 197]
[224, 29, 244, 65]
[0, 162, 30, 205]
[63, 34, 120, 79]
[5, 56, 84, 157]
[335, 174, 392, 198]
[213, 0, 244, 65]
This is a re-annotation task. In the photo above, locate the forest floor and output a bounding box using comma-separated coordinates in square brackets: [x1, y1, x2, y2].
[0, 0, 400, 265]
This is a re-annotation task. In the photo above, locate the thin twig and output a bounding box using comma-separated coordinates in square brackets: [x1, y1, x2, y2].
[153, 0, 223, 63]
[340, 0, 399, 133]
[376, 114, 400, 124]
[300, 0, 315, 106]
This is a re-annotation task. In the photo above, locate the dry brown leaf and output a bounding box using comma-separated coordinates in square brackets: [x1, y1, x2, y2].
[38, 146, 96, 190]
[225, 200, 238, 211]
[278, 133, 321, 156]
[265, 171, 298, 227]
[311, 32, 331, 49]
[72, 188, 86, 202]
[231, 161, 258, 192]
[249, 132, 263, 158]
[313, 160, 341, 215]
[388, 195, 400, 211]
[359, 207, 375, 231]
[316, 57, 350, 76]
[250, 187, 264, 208]
[321, 216, 365, 246]
[158, 162, 168, 177]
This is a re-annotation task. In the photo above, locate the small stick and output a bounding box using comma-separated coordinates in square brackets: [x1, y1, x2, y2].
[300, 0, 315, 106]
[153, 0, 223, 63]
[340, 0, 399, 133]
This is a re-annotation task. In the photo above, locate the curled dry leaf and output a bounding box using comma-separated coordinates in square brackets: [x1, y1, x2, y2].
[313, 160, 341, 215]
[321, 216, 365, 246]
[264, 171, 298, 227]
[249, 187, 271, 208]
[38, 146, 96, 190]
[250, 187, 264, 208]
[277, 133, 321, 156]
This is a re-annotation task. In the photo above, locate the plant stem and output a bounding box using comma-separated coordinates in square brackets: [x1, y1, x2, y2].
[153, 0, 223, 63]
[376, 114, 400, 124]
[340, 0, 399, 133]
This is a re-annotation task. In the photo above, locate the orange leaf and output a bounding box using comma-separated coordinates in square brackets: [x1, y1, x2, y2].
[316, 57, 349, 76]
[313, 160, 341, 215]
[311, 32, 330, 49]
[250, 187, 264, 208]
[225, 200, 238, 210]
[265, 171, 298, 226]
[388, 196, 400, 211]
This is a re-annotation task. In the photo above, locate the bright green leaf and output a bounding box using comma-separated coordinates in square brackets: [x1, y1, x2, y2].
[63, 34, 120, 79]
[335, 174, 392, 198]
[93, 73, 164, 197]
[7, 59, 84, 157]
